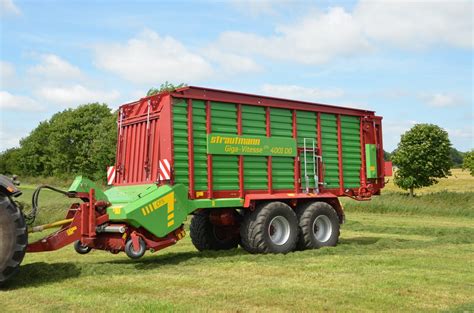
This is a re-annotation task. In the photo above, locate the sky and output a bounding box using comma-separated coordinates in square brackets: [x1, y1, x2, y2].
[0, 0, 473, 153]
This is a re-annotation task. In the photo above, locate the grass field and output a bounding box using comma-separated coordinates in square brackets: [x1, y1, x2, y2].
[1, 169, 473, 312]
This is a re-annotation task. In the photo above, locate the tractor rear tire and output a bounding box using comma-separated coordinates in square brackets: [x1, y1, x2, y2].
[0, 196, 27, 285]
[190, 211, 239, 251]
[296, 201, 340, 250]
[240, 201, 298, 254]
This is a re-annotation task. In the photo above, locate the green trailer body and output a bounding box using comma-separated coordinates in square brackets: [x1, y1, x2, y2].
[99, 86, 385, 246]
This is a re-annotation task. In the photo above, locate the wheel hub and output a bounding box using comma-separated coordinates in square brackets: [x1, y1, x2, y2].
[268, 216, 291, 245]
[313, 215, 332, 242]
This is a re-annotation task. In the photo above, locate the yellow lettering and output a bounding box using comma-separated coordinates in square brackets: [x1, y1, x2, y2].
[67, 226, 77, 236]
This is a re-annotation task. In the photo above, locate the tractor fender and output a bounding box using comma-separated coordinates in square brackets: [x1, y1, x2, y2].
[0, 175, 21, 198]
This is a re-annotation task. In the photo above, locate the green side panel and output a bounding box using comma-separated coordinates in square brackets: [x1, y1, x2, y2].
[341, 116, 362, 188]
[211, 102, 239, 190]
[366, 144, 377, 179]
[68, 176, 108, 202]
[172, 99, 189, 187]
[296, 110, 317, 188]
[104, 184, 156, 205]
[107, 184, 192, 238]
[320, 113, 340, 188]
[242, 105, 267, 190]
[192, 100, 208, 191]
[270, 108, 294, 189]
[192, 198, 244, 209]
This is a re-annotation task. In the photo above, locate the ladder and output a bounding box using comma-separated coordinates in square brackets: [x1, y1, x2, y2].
[302, 138, 322, 193]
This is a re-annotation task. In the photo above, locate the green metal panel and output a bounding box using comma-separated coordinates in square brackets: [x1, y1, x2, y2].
[172, 99, 189, 187]
[296, 110, 317, 188]
[320, 113, 340, 188]
[211, 102, 239, 190]
[365, 144, 377, 178]
[341, 115, 361, 188]
[68, 176, 108, 202]
[192, 100, 208, 191]
[104, 183, 155, 205]
[107, 184, 192, 238]
[193, 198, 244, 209]
[270, 108, 294, 189]
[242, 105, 267, 190]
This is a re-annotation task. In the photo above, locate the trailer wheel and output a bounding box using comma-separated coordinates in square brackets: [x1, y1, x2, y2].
[296, 202, 340, 250]
[190, 211, 239, 251]
[73, 241, 92, 255]
[240, 201, 297, 254]
[0, 196, 27, 285]
[124, 237, 146, 259]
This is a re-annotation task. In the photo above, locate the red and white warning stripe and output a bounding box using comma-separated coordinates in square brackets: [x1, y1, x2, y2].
[107, 166, 116, 185]
[159, 159, 171, 181]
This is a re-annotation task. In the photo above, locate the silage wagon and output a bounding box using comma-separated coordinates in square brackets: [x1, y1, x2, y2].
[0, 86, 385, 284]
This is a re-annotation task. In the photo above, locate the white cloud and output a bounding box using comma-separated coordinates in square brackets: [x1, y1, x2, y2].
[94, 30, 213, 84]
[355, 0, 473, 49]
[0, 61, 16, 88]
[28, 54, 83, 80]
[419, 92, 465, 107]
[447, 127, 473, 139]
[205, 48, 262, 74]
[35, 84, 120, 106]
[0, 91, 42, 111]
[0, 0, 20, 16]
[216, 1, 472, 66]
[261, 84, 344, 101]
[217, 7, 371, 65]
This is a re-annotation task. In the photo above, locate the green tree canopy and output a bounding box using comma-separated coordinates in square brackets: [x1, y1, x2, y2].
[462, 150, 474, 176]
[450, 148, 464, 168]
[0, 148, 21, 175]
[1, 103, 117, 182]
[391, 124, 452, 196]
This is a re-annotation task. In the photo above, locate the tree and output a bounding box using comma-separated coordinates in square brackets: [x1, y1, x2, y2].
[450, 148, 464, 168]
[0, 148, 21, 175]
[391, 124, 452, 196]
[463, 150, 474, 176]
[383, 150, 391, 161]
[11, 103, 117, 182]
[147, 81, 186, 96]
[18, 121, 53, 176]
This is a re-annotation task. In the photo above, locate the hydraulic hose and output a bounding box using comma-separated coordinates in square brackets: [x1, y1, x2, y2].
[26, 185, 73, 225]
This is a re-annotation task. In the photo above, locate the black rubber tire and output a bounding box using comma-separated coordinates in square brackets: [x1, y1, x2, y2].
[124, 237, 146, 259]
[296, 201, 340, 250]
[239, 210, 260, 254]
[73, 240, 92, 255]
[0, 196, 27, 285]
[190, 211, 239, 251]
[240, 201, 298, 254]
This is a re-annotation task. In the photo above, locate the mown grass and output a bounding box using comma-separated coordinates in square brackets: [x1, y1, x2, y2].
[1, 212, 473, 312]
[1, 169, 472, 312]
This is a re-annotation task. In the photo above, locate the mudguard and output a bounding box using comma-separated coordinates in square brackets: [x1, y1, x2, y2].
[0, 175, 21, 197]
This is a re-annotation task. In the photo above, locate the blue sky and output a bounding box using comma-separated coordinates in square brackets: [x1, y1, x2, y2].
[0, 0, 472, 152]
